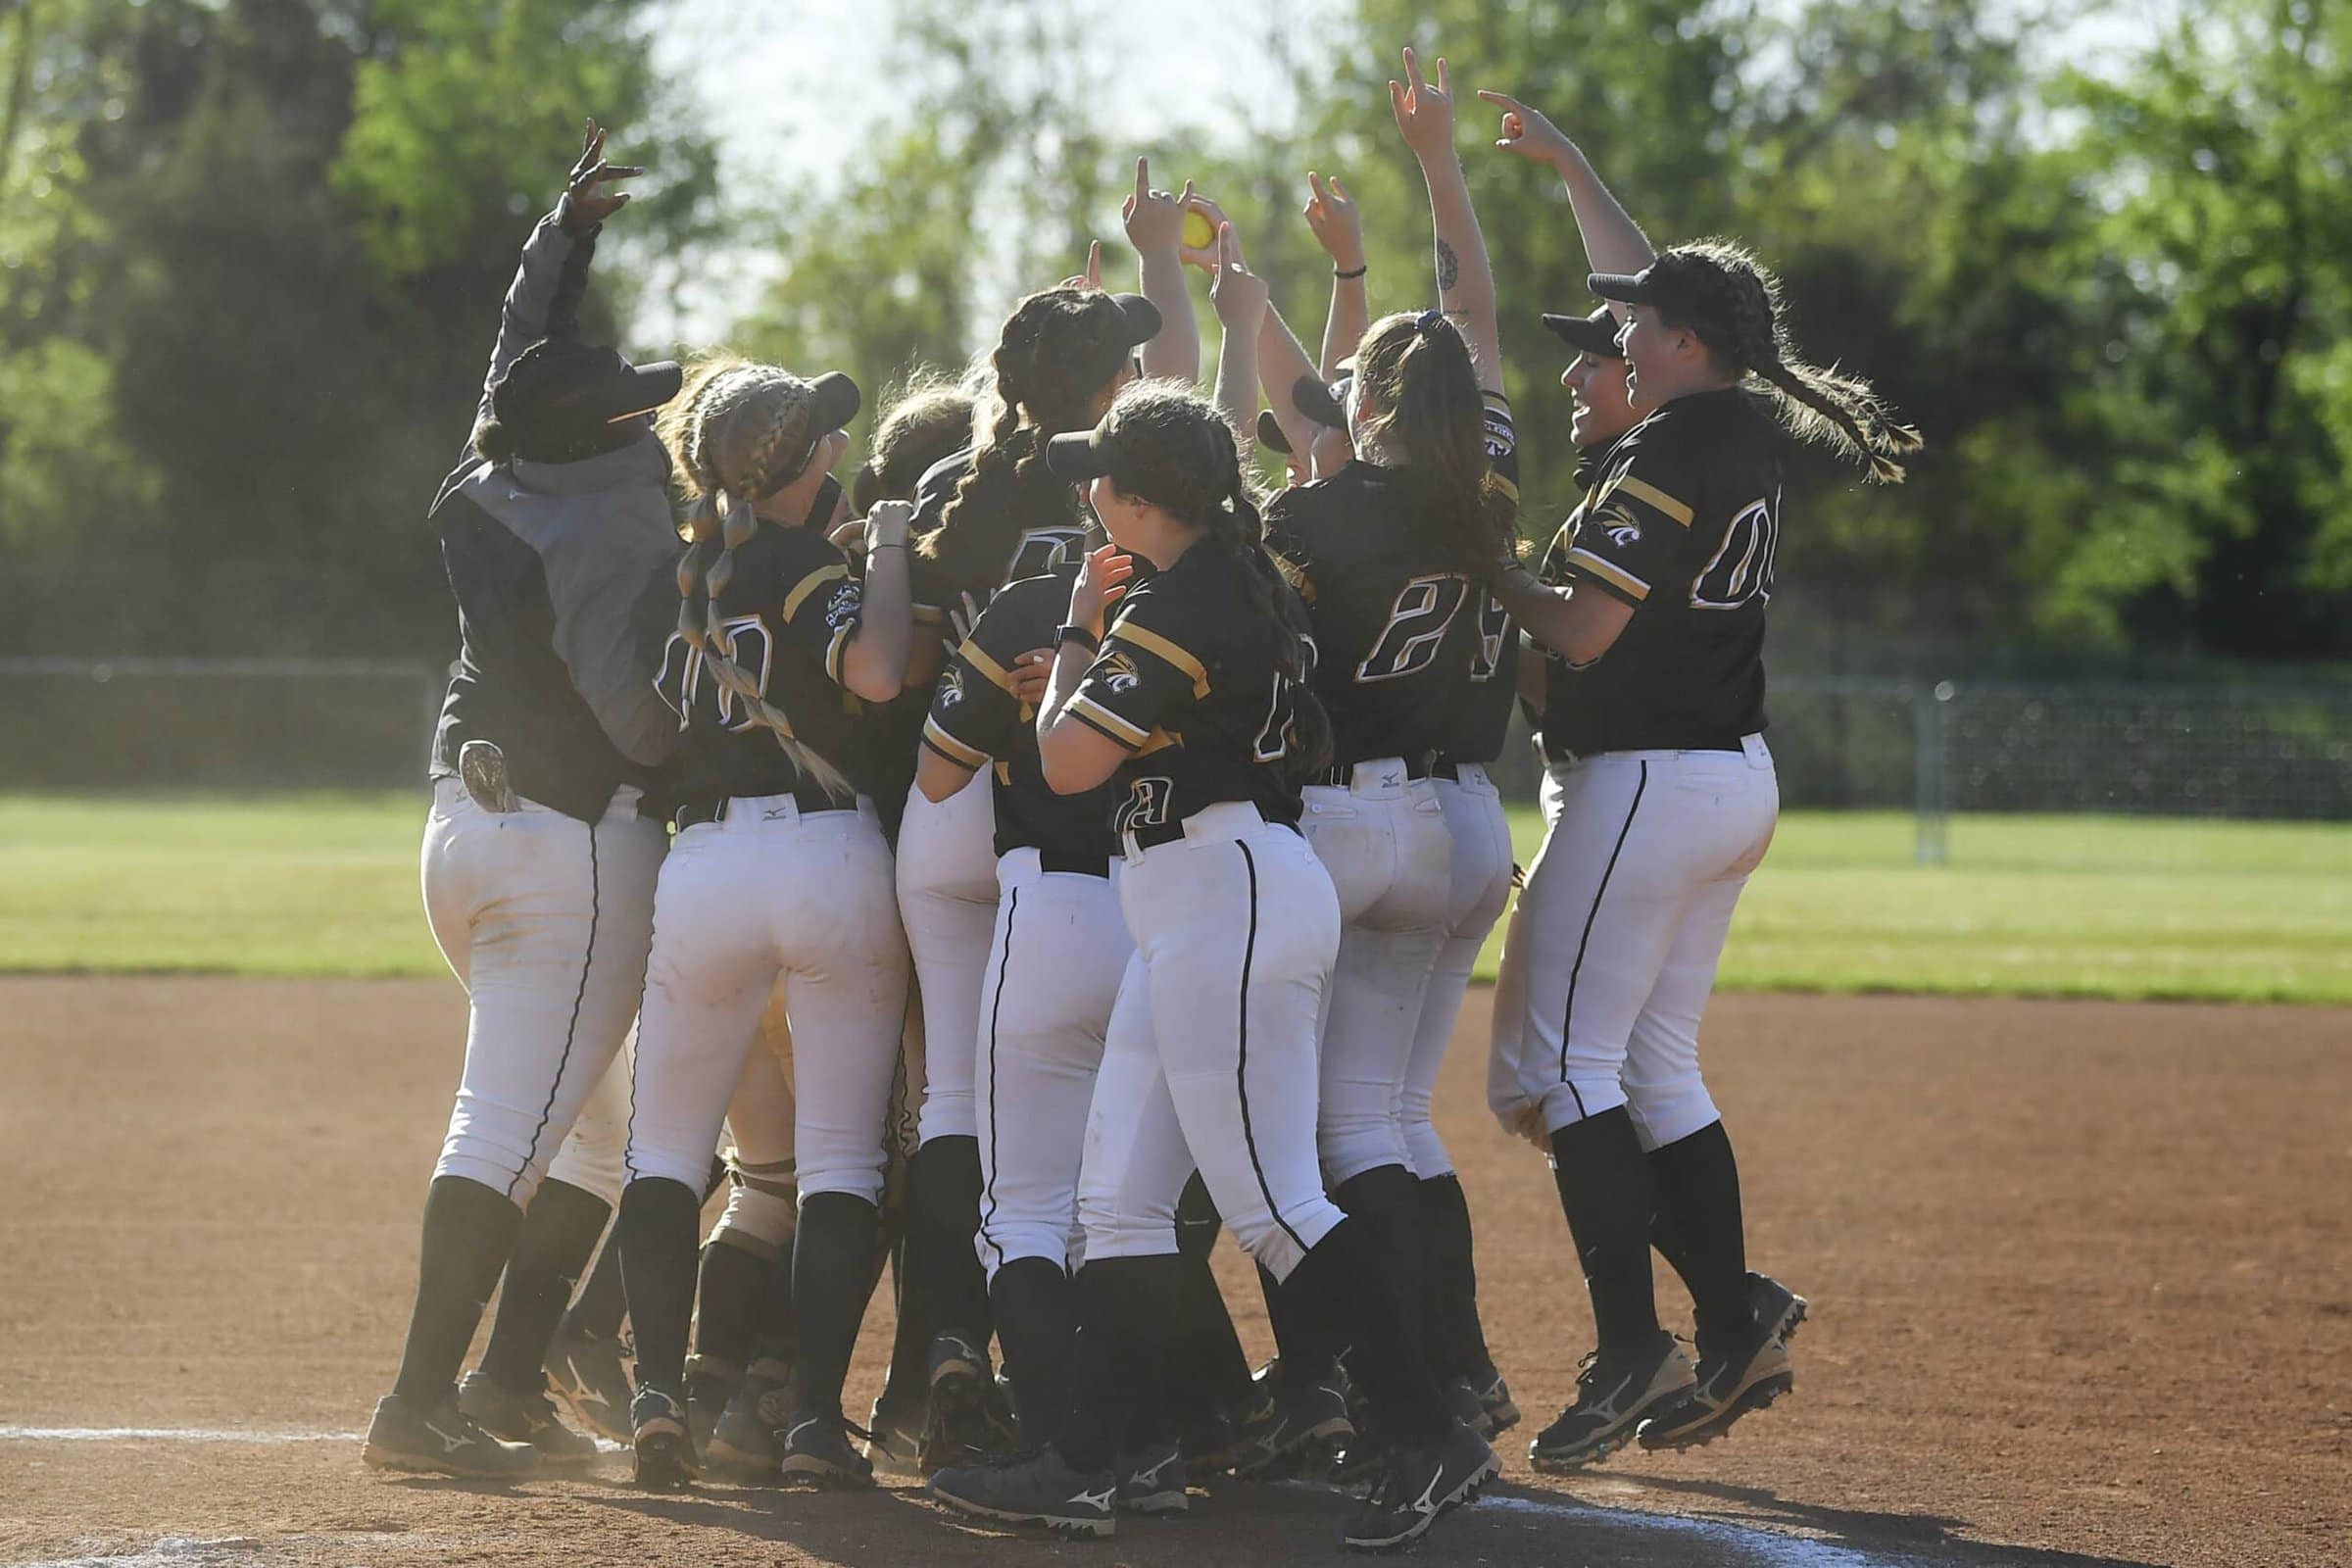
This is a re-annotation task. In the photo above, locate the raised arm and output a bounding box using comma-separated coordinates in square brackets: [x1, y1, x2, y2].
[1301, 172, 1369, 378]
[1124, 158, 1200, 384]
[1207, 225, 1269, 453]
[1479, 90, 1656, 304]
[1255, 299, 1324, 461]
[469, 122, 641, 457]
[1392, 50, 1501, 391]
[839, 501, 916, 703]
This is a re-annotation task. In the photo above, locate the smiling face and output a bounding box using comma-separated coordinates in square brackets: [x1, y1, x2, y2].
[1086, 472, 1148, 553]
[1564, 350, 1640, 450]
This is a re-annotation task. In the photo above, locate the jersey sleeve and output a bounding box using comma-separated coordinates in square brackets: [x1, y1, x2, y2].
[772, 532, 864, 686]
[921, 576, 1053, 770]
[1482, 391, 1520, 503]
[1064, 583, 1211, 752]
[1260, 493, 1318, 607]
[1561, 410, 1703, 609]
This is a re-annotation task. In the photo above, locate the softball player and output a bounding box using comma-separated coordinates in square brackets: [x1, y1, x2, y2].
[968, 382, 1494, 1551]
[1487, 203, 1916, 1464]
[612, 359, 920, 1491]
[897, 270, 1169, 1470]
[363, 125, 687, 1481]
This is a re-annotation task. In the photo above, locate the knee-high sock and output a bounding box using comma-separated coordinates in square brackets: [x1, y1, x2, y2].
[690, 1236, 769, 1378]
[1549, 1108, 1659, 1352]
[479, 1178, 609, 1396]
[615, 1178, 702, 1389]
[793, 1192, 882, 1420]
[1647, 1120, 1748, 1346]
[908, 1138, 989, 1346]
[391, 1175, 522, 1405]
[1166, 1172, 1250, 1421]
[1332, 1162, 1425, 1378]
[747, 1239, 799, 1370]
[1070, 1255, 1188, 1464]
[1417, 1173, 1494, 1382]
[1288, 1216, 1448, 1446]
[562, 1228, 628, 1344]
[991, 1257, 1079, 1455]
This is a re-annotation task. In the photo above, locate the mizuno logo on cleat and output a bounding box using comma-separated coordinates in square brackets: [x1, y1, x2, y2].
[1411, 1470, 1445, 1516]
[1071, 1487, 1116, 1510]
[423, 1421, 469, 1452]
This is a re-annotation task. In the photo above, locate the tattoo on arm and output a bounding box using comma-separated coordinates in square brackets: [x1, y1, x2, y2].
[1436, 238, 1460, 293]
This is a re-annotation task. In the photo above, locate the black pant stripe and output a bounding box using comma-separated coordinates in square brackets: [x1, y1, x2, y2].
[515, 819, 601, 1199]
[1233, 841, 1309, 1257]
[978, 887, 1019, 1272]
[1556, 760, 1648, 1092]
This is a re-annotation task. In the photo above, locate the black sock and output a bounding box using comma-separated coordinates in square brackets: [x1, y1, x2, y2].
[1417, 1174, 1494, 1381]
[1290, 1218, 1448, 1446]
[690, 1236, 770, 1377]
[391, 1174, 522, 1405]
[1549, 1108, 1660, 1351]
[1647, 1151, 1700, 1298]
[1070, 1255, 1187, 1466]
[1332, 1163, 1426, 1374]
[875, 1233, 927, 1418]
[615, 1177, 702, 1389]
[793, 1192, 881, 1420]
[908, 1137, 990, 1347]
[748, 1238, 800, 1370]
[990, 1257, 1079, 1454]
[1175, 1169, 1221, 1262]
[1261, 1258, 1338, 1390]
[478, 1178, 610, 1396]
[1647, 1120, 1749, 1347]
[562, 1228, 628, 1344]
[1170, 1242, 1252, 1421]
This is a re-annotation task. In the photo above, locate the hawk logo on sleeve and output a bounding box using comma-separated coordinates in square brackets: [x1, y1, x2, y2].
[1596, 501, 1642, 552]
[1097, 651, 1143, 694]
[823, 581, 862, 631]
[937, 665, 965, 707]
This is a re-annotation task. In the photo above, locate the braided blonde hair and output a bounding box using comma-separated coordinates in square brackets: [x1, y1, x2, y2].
[658, 356, 856, 800]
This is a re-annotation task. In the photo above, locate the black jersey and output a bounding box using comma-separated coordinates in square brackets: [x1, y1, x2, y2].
[1064, 543, 1309, 848]
[1536, 386, 1779, 759]
[654, 517, 875, 811]
[922, 567, 1118, 871]
[907, 446, 1091, 633]
[1447, 390, 1522, 764]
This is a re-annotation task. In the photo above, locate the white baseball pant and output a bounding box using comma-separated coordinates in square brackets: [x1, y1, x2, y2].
[1298, 765, 1453, 1186]
[1400, 764, 1514, 1179]
[420, 778, 664, 1205]
[897, 770, 998, 1146]
[543, 1032, 632, 1206]
[1080, 806, 1346, 1283]
[1490, 738, 1779, 1149]
[973, 852, 1132, 1277]
[625, 796, 908, 1205]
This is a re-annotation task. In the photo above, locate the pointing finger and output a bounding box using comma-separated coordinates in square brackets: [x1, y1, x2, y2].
[1330, 174, 1350, 202]
[1401, 44, 1424, 93]
[1476, 89, 1520, 111]
[1086, 239, 1102, 287]
[1133, 155, 1150, 205]
[1435, 56, 1451, 97]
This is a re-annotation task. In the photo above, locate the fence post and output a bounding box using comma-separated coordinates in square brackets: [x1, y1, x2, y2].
[1914, 680, 1952, 865]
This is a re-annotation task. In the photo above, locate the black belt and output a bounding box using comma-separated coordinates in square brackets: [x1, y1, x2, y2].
[1544, 735, 1747, 764]
[1037, 848, 1112, 878]
[1431, 754, 1494, 782]
[673, 795, 858, 831]
[1306, 753, 1436, 789]
[1123, 800, 1290, 854]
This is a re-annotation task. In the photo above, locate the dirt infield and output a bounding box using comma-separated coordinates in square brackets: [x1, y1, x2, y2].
[1, 977, 2346, 1568]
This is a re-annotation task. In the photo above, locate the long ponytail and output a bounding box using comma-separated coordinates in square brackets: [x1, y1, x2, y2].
[1348, 311, 1515, 576]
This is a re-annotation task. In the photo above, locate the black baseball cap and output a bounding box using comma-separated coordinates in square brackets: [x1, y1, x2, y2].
[1540, 307, 1624, 360]
[1104, 292, 1164, 348]
[493, 339, 684, 458]
[1045, 425, 1118, 482]
[1588, 254, 1719, 329]
[1255, 374, 1349, 455]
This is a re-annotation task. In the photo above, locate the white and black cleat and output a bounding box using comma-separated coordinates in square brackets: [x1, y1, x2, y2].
[456, 1370, 598, 1466]
[1341, 1422, 1496, 1553]
[930, 1446, 1117, 1539]
[543, 1326, 633, 1446]
[629, 1382, 698, 1491]
[1116, 1440, 1190, 1515]
[1527, 1331, 1693, 1473]
[778, 1410, 877, 1489]
[1637, 1326, 1793, 1451]
[362, 1391, 540, 1480]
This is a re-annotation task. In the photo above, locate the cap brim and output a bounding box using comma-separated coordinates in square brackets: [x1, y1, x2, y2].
[1292, 374, 1348, 432]
[1045, 429, 1112, 482]
[1109, 293, 1163, 348]
[808, 369, 863, 434]
[1541, 313, 1624, 360]
[600, 360, 685, 422]
[1256, 409, 1293, 456]
[1586, 271, 1651, 304]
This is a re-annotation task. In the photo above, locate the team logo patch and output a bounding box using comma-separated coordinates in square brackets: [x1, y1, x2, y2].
[1596, 501, 1642, 551]
[823, 582, 861, 631]
[1097, 651, 1142, 694]
[938, 665, 964, 707]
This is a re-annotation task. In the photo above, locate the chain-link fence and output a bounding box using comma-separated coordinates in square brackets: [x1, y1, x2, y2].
[5, 659, 2348, 858]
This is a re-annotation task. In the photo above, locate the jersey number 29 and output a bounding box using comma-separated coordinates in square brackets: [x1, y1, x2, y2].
[1356, 572, 1470, 683]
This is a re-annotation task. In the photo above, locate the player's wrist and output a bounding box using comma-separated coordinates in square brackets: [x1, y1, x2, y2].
[1054, 623, 1100, 655]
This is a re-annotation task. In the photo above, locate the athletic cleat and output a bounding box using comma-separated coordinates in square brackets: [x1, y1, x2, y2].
[864, 1395, 925, 1479]
[1116, 1440, 1189, 1515]
[455, 1370, 599, 1465]
[704, 1371, 793, 1483]
[1469, 1366, 1520, 1437]
[362, 1391, 540, 1480]
[1637, 1322, 1793, 1451]
[1750, 1272, 1809, 1346]
[544, 1326, 633, 1446]
[630, 1382, 697, 1490]
[1528, 1332, 1693, 1472]
[683, 1358, 742, 1461]
[1340, 1422, 1496, 1553]
[778, 1410, 876, 1489]
[919, 1330, 1014, 1474]
[1328, 1430, 1390, 1495]
[929, 1446, 1117, 1539]
[1445, 1378, 1492, 1438]
[1231, 1373, 1354, 1477]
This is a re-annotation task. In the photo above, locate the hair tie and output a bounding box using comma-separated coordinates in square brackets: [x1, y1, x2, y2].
[1415, 309, 1445, 335]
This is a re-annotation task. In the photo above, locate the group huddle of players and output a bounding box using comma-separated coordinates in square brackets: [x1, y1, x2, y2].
[363, 47, 1917, 1556]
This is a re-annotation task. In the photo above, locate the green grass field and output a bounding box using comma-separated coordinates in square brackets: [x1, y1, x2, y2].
[1, 794, 2346, 1003]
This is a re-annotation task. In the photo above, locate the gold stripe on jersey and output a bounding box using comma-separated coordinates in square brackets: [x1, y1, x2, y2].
[1612, 474, 1694, 527]
[1110, 623, 1211, 698]
[921, 715, 990, 770]
[912, 601, 948, 625]
[960, 640, 1018, 694]
[782, 563, 851, 620]
[1136, 727, 1183, 757]
[1067, 693, 1149, 750]
[1565, 546, 1651, 603]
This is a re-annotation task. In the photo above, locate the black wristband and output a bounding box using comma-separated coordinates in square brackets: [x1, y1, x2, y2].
[1054, 624, 1100, 655]
[1334, 264, 1368, 280]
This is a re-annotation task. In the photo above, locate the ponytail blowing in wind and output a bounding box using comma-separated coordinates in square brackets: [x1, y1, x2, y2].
[660, 355, 860, 799]
[1348, 310, 1516, 575]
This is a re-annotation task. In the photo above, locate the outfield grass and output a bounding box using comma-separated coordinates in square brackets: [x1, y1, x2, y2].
[1, 794, 2346, 1003]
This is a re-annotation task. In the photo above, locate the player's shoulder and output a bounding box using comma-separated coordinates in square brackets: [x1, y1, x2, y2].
[910, 444, 977, 529]
[970, 567, 1068, 646]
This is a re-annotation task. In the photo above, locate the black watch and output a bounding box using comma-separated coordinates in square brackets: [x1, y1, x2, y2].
[1054, 624, 1101, 655]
